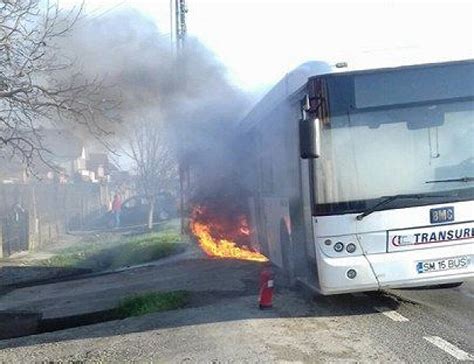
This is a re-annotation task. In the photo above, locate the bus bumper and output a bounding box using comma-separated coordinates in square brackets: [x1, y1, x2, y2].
[316, 253, 379, 295]
[367, 242, 473, 290]
[317, 243, 473, 295]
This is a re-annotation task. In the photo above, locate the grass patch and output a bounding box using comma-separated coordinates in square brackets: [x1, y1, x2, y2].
[110, 232, 181, 268]
[40, 230, 185, 272]
[116, 291, 190, 318]
[40, 253, 88, 268]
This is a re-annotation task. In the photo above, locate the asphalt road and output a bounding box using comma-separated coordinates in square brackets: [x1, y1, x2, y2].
[385, 280, 474, 362]
[0, 258, 472, 362]
[318, 279, 474, 363]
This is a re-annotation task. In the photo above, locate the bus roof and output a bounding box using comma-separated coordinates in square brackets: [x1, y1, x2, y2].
[238, 57, 474, 131]
[312, 58, 474, 80]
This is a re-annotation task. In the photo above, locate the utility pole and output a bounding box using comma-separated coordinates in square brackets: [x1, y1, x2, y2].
[172, 0, 189, 234]
[173, 0, 187, 53]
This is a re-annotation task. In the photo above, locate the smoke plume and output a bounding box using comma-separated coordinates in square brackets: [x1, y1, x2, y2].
[63, 7, 251, 168]
[61, 7, 260, 254]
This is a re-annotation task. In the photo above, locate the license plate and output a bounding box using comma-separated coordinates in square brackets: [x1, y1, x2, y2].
[416, 256, 471, 274]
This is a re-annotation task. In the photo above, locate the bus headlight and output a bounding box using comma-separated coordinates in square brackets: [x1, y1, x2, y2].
[334, 242, 344, 252]
[346, 243, 357, 253]
[324, 239, 332, 246]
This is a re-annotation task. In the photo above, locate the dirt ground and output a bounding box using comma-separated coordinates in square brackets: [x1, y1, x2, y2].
[0, 255, 399, 362]
[0, 293, 397, 363]
[0, 258, 249, 319]
[0, 221, 184, 287]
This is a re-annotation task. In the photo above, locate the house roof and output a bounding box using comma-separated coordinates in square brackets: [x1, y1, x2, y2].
[41, 129, 84, 163]
[87, 153, 119, 172]
[87, 153, 108, 168]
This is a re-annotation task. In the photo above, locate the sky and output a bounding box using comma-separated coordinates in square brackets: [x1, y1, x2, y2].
[60, 0, 474, 92]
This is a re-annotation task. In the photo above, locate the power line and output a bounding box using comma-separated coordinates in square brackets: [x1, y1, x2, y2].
[81, 1, 128, 24]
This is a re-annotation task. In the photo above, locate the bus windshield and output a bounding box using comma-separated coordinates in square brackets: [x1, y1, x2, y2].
[314, 99, 474, 215]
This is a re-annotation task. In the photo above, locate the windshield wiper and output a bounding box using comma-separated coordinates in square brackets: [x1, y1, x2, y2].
[356, 193, 453, 221]
[425, 176, 474, 184]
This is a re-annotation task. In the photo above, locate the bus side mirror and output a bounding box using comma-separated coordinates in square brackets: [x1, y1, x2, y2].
[299, 118, 321, 159]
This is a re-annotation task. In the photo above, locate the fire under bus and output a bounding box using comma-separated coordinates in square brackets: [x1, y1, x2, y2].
[238, 59, 474, 295]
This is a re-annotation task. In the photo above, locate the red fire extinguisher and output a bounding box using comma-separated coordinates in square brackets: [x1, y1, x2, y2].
[259, 264, 274, 309]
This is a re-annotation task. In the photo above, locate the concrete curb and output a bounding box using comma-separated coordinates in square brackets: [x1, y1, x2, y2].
[0, 311, 43, 340]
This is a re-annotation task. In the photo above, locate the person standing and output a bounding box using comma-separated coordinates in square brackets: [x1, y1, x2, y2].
[111, 192, 122, 228]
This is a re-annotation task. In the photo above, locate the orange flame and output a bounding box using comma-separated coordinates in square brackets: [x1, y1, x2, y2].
[190, 206, 268, 262]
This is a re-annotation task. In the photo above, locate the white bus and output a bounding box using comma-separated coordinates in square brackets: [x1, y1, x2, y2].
[239, 59, 474, 295]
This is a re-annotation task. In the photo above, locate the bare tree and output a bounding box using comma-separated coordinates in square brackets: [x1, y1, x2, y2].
[0, 0, 117, 169]
[127, 117, 178, 230]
